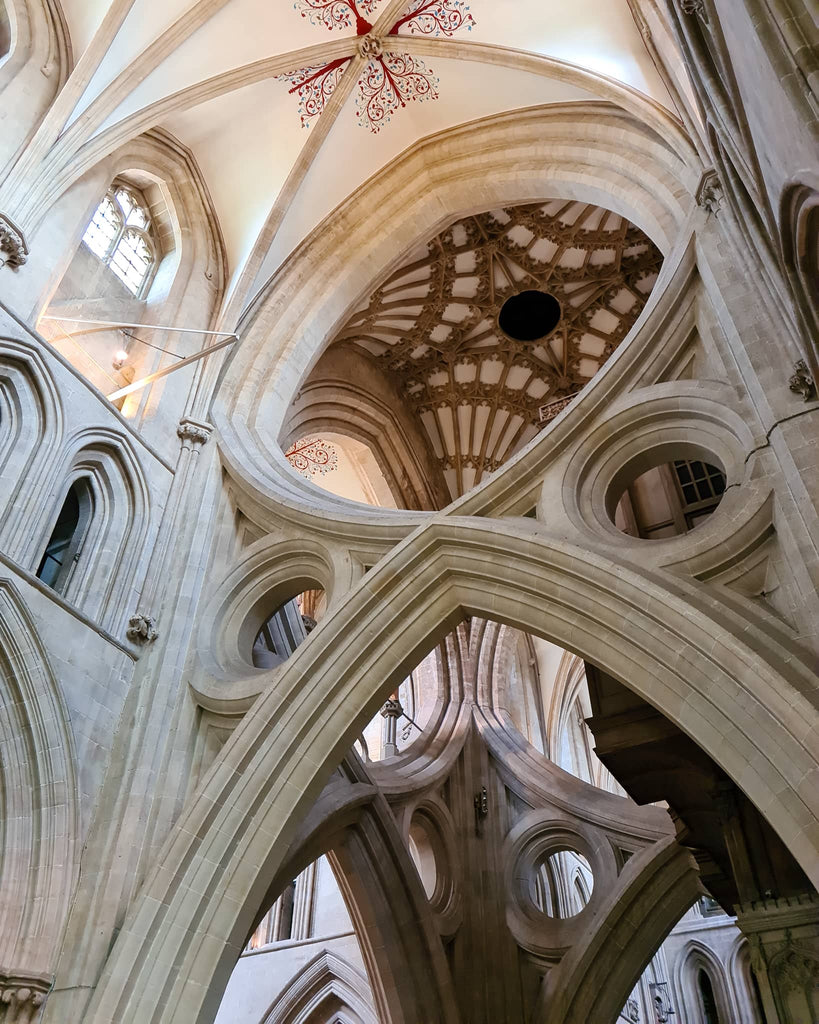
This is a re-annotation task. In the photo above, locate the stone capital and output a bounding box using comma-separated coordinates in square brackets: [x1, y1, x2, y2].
[177, 417, 212, 446]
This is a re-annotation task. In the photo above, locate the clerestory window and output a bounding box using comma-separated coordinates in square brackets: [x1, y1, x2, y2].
[82, 183, 157, 296]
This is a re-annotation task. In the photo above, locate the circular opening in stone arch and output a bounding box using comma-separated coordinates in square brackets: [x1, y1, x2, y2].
[498, 290, 562, 342]
[531, 849, 594, 919]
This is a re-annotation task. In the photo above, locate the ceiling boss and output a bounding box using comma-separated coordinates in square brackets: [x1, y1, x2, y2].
[277, 0, 475, 132]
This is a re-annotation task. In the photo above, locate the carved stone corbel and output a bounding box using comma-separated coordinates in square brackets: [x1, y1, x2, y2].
[0, 215, 28, 270]
[176, 418, 212, 447]
[789, 359, 816, 401]
[696, 169, 723, 215]
[126, 613, 159, 645]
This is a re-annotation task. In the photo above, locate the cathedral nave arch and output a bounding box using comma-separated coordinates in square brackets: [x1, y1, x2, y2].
[76, 517, 819, 1024]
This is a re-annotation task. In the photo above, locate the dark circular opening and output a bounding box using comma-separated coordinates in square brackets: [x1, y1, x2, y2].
[498, 290, 562, 342]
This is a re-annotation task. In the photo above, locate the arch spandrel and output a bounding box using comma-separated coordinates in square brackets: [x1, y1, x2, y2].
[81, 517, 819, 1024]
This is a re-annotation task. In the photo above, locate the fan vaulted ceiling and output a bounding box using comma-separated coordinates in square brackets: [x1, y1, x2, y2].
[317, 199, 663, 500]
[51, 0, 673, 317]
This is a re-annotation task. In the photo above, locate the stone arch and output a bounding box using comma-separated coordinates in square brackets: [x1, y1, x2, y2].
[212, 102, 697, 501]
[779, 178, 819, 375]
[282, 344, 449, 511]
[674, 938, 736, 1024]
[0, 0, 70, 176]
[0, 579, 78, 980]
[536, 838, 701, 1024]
[79, 518, 819, 1024]
[726, 936, 766, 1023]
[36, 127, 226, 307]
[259, 950, 378, 1024]
[33, 128, 226, 425]
[0, 337, 61, 557]
[24, 427, 151, 634]
[255, 757, 457, 1024]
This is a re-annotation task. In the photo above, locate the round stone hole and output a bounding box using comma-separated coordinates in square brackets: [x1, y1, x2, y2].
[408, 816, 439, 900]
[498, 289, 562, 341]
[531, 849, 593, 919]
[614, 459, 726, 540]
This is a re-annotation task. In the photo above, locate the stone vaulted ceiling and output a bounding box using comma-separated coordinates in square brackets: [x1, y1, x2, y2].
[332, 200, 663, 498]
[50, 0, 673, 314]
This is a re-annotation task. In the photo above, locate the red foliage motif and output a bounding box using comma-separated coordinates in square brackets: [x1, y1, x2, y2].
[278, 58, 353, 127]
[389, 0, 474, 37]
[357, 52, 438, 131]
[281, 0, 475, 132]
[294, 0, 381, 33]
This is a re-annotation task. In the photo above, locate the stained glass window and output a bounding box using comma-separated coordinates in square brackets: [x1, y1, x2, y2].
[81, 183, 156, 295]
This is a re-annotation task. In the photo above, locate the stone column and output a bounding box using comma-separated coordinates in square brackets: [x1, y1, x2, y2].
[380, 695, 402, 758]
[40, 417, 215, 1024]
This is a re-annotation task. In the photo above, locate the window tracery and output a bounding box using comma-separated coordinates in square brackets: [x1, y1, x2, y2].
[82, 184, 157, 296]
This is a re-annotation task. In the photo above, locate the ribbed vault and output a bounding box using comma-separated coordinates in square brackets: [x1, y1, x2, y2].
[310, 199, 662, 498]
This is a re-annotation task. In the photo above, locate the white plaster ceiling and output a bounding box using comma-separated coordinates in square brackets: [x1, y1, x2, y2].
[56, 0, 675, 315]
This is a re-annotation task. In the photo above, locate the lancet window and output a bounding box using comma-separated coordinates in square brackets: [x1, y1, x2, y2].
[82, 183, 157, 296]
[36, 479, 94, 594]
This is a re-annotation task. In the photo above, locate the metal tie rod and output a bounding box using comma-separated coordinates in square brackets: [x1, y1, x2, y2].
[38, 315, 237, 402]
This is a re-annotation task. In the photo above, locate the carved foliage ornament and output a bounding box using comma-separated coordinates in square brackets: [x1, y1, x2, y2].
[127, 613, 159, 644]
[278, 0, 474, 132]
[696, 169, 723, 215]
[285, 437, 339, 476]
[177, 418, 212, 446]
[789, 359, 816, 401]
[0, 214, 28, 270]
[0, 973, 50, 1024]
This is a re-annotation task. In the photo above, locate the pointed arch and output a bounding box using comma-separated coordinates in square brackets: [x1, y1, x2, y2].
[0, 578, 78, 978]
[79, 516, 819, 1024]
[674, 938, 737, 1024]
[24, 426, 152, 634]
[0, 337, 62, 559]
[259, 951, 378, 1024]
[0, 0, 70, 175]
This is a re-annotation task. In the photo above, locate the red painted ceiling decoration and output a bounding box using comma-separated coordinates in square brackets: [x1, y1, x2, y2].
[278, 0, 475, 132]
[285, 436, 339, 476]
